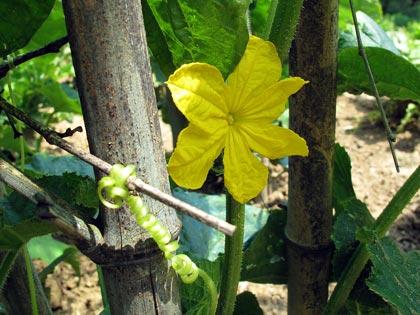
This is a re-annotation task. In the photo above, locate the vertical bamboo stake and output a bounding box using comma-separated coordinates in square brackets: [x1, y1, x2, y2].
[287, 1, 338, 314]
[62, 1, 181, 314]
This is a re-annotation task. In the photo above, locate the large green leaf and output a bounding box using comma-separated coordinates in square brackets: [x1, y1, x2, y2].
[38, 81, 81, 114]
[22, 0, 67, 52]
[0, 0, 55, 57]
[338, 47, 420, 102]
[25, 154, 98, 218]
[25, 153, 94, 179]
[241, 209, 287, 284]
[339, 0, 382, 29]
[174, 188, 268, 261]
[367, 237, 420, 315]
[339, 12, 400, 55]
[145, 0, 250, 78]
[142, 1, 175, 77]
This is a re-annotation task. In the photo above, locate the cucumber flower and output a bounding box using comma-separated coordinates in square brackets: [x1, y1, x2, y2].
[167, 36, 308, 203]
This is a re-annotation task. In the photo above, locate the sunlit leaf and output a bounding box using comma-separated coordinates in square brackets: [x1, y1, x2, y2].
[338, 47, 420, 102]
[145, 0, 250, 78]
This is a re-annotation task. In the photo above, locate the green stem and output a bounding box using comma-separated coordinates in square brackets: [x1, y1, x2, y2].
[325, 166, 420, 314]
[266, 0, 304, 61]
[216, 192, 245, 315]
[23, 246, 38, 315]
[199, 268, 218, 315]
[0, 249, 19, 289]
[349, 0, 399, 172]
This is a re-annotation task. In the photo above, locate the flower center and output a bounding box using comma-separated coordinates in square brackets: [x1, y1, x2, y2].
[227, 113, 235, 125]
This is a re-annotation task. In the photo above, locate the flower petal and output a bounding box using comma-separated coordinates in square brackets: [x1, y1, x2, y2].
[238, 77, 308, 122]
[225, 36, 281, 114]
[238, 123, 309, 159]
[168, 124, 227, 189]
[223, 129, 268, 203]
[167, 63, 228, 133]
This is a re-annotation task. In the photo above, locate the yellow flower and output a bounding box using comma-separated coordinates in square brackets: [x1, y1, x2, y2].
[167, 36, 308, 203]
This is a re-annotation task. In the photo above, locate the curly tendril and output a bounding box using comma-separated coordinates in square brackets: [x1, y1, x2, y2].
[97, 164, 199, 284]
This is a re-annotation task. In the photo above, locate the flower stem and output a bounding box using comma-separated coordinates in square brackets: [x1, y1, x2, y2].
[216, 192, 245, 315]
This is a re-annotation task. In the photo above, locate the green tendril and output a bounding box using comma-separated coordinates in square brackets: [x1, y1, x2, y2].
[97, 164, 200, 284]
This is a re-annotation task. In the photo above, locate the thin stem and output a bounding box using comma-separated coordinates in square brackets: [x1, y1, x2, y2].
[198, 268, 218, 315]
[0, 37, 68, 78]
[0, 249, 19, 289]
[216, 192, 245, 315]
[23, 246, 39, 315]
[325, 166, 420, 313]
[0, 97, 236, 236]
[349, 0, 399, 172]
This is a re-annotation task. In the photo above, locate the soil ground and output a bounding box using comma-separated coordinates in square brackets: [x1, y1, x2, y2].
[38, 94, 419, 314]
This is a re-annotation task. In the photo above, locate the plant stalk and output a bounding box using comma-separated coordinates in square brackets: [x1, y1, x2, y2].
[325, 166, 420, 313]
[287, 0, 338, 314]
[349, 0, 399, 172]
[267, 0, 305, 61]
[216, 192, 245, 315]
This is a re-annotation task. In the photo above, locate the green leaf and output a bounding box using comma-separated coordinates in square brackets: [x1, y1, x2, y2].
[241, 209, 287, 284]
[338, 47, 420, 102]
[249, 0, 271, 38]
[0, 0, 55, 57]
[0, 193, 57, 250]
[367, 237, 420, 315]
[181, 257, 222, 315]
[21, 0, 67, 52]
[145, 0, 250, 78]
[142, 1, 175, 77]
[339, 12, 400, 55]
[25, 154, 98, 218]
[332, 144, 374, 278]
[174, 188, 268, 261]
[38, 81, 82, 114]
[25, 153, 94, 179]
[233, 291, 263, 315]
[333, 143, 356, 211]
[35, 173, 98, 213]
[339, 0, 382, 29]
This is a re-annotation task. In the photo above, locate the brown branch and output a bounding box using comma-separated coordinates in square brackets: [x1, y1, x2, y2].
[0, 158, 103, 250]
[0, 97, 236, 236]
[56, 126, 83, 138]
[0, 37, 69, 78]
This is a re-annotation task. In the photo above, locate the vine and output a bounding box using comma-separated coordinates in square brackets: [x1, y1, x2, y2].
[98, 164, 217, 312]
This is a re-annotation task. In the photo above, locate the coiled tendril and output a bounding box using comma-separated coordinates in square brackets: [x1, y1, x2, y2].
[98, 164, 198, 284]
